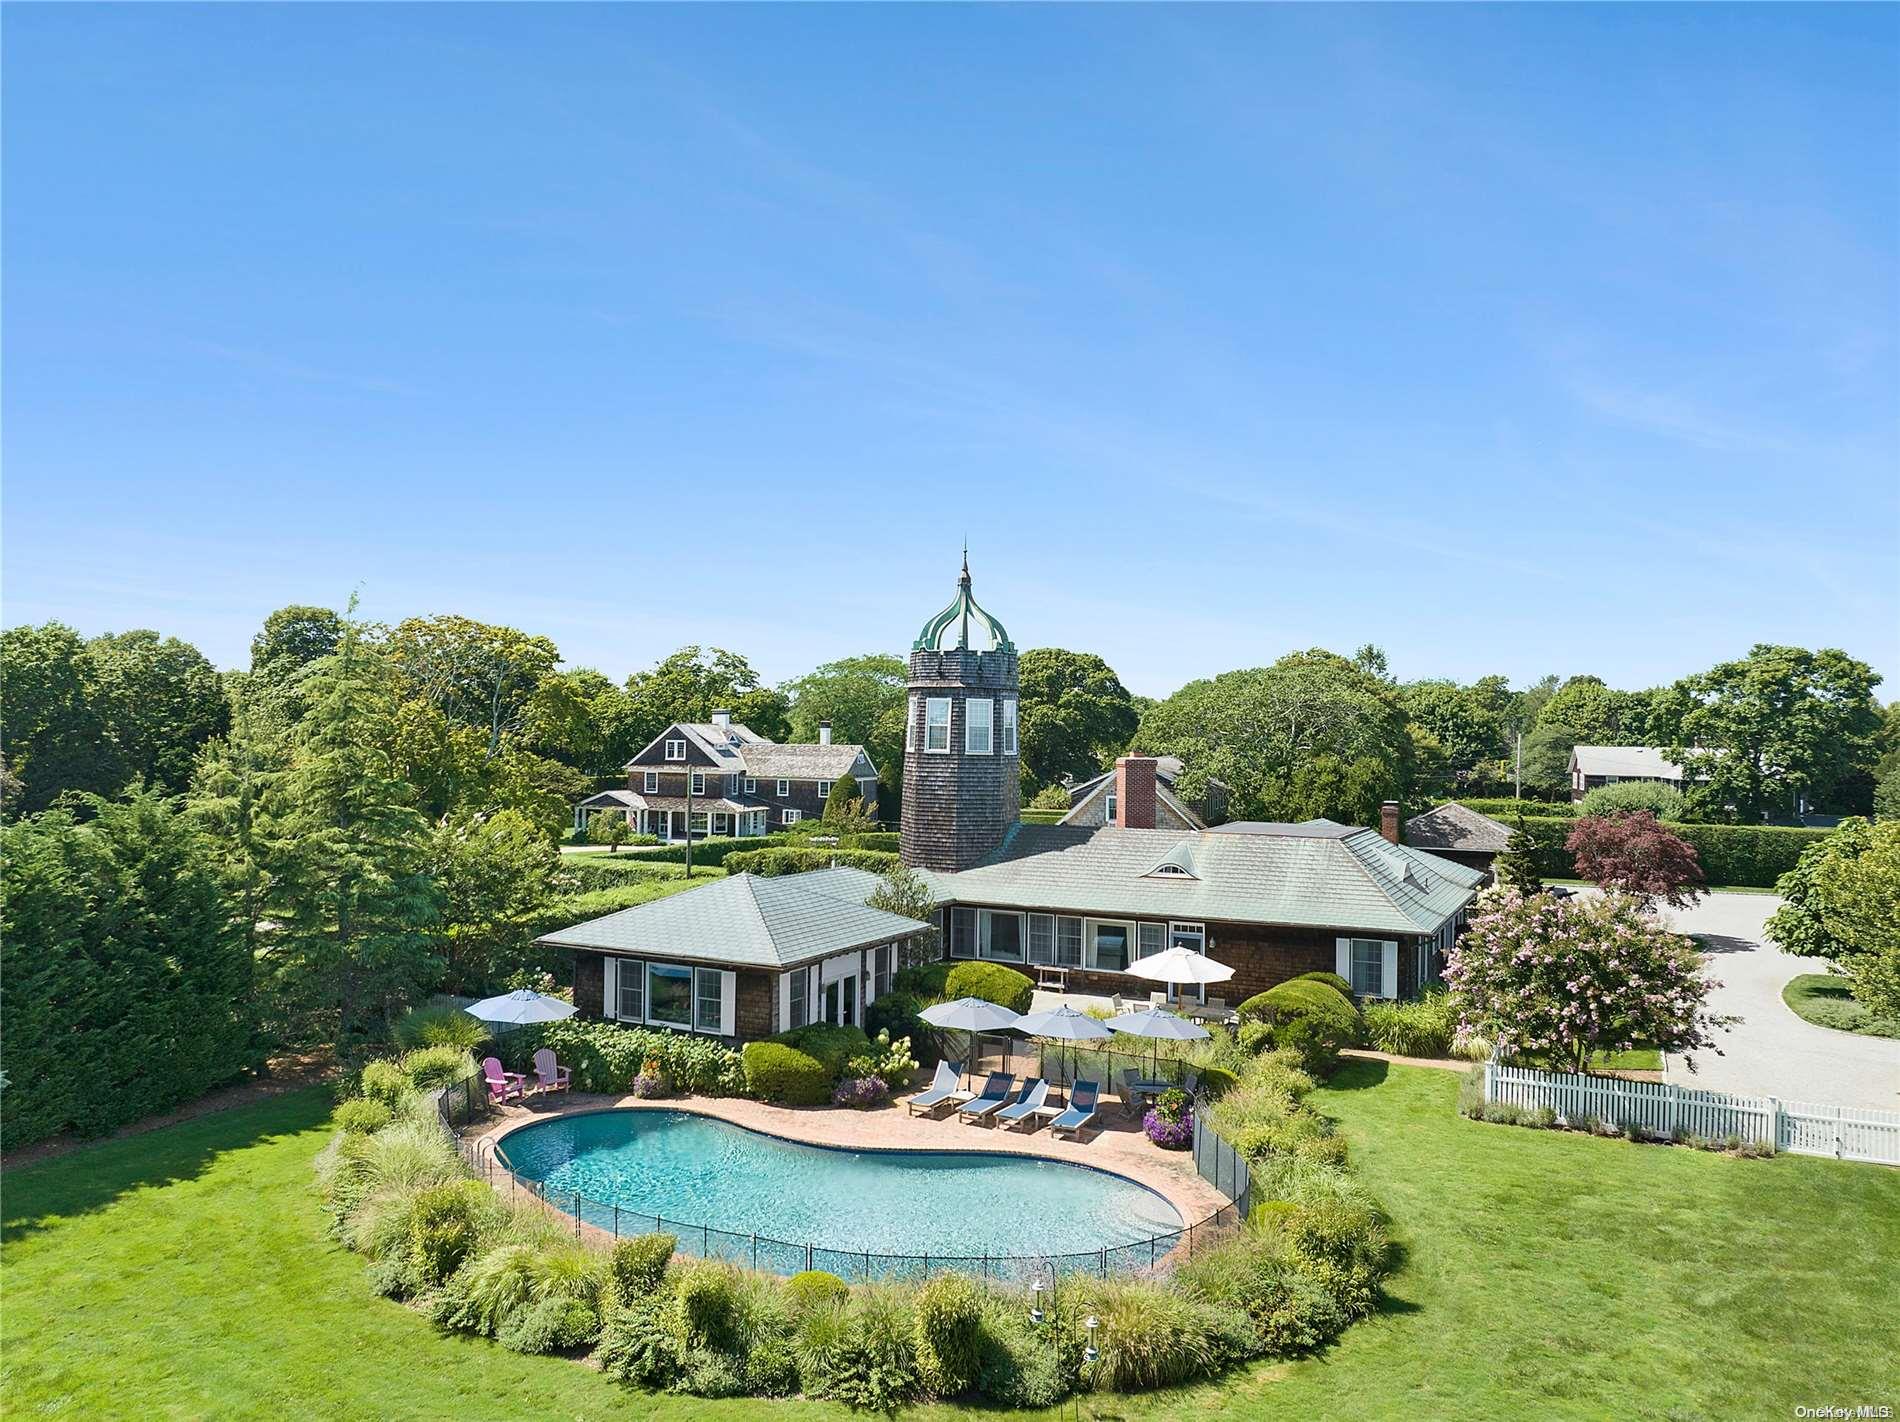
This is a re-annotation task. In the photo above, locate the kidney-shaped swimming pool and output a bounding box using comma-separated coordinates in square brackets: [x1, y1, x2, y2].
[496, 1109, 1185, 1267]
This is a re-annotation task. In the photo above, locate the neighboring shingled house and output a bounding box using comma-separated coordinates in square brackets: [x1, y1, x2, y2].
[1060, 756, 1229, 830]
[1403, 801, 1513, 875]
[1567, 744, 1690, 801]
[573, 711, 879, 839]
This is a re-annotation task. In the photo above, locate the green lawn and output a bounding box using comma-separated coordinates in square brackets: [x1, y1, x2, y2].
[6, 1068, 1895, 1421]
[1782, 972, 1900, 1040]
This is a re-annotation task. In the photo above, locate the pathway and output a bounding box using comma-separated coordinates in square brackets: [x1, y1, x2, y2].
[1659, 892, 1900, 1110]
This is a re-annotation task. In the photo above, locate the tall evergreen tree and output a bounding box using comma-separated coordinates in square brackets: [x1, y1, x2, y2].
[263, 619, 441, 1054]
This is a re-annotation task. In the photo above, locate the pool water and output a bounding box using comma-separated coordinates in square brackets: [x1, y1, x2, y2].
[497, 1109, 1184, 1265]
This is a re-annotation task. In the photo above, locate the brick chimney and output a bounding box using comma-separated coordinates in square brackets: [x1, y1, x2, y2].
[1380, 800, 1401, 844]
[711, 708, 731, 729]
[818, 721, 832, 746]
[1114, 756, 1158, 829]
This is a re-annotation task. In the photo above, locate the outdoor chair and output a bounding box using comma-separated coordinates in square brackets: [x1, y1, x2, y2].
[530, 1048, 570, 1095]
[481, 1056, 527, 1106]
[906, 1060, 970, 1117]
[1120, 1068, 1151, 1116]
[956, 1072, 1016, 1125]
[1050, 1080, 1100, 1140]
[997, 1079, 1049, 1131]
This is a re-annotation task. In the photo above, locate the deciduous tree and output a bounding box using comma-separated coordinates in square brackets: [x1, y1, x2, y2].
[1565, 811, 1705, 909]
[1016, 648, 1141, 795]
[1446, 886, 1730, 1074]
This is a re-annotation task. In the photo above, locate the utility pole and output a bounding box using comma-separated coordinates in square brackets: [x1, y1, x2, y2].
[1514, 730, 1523, 801]
[684, 759, 694, 881]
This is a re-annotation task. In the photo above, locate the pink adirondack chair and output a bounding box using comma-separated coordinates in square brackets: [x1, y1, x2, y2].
[482, 1055, 526, 1105]
[530, 1048, 571, 1095]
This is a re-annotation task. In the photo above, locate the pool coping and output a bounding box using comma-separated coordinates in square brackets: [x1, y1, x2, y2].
[463, 1089, 1231, 1237]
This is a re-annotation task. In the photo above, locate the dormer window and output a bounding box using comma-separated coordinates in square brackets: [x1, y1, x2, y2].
[665, 739, 686, 761]
[1152, 863, 1191, 877]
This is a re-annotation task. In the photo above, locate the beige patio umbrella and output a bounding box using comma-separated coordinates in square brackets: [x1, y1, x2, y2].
[1123, 944, 1235, 1009]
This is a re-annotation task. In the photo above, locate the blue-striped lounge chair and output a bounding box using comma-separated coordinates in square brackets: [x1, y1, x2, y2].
[997, 1079, 1050, 1131]
[956, 1072, 1015, 1124]
[905, 1060, 969, 1118]
[1050, 1080, 1101, 1140]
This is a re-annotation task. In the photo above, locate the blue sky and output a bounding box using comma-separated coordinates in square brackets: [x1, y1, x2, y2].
[5, 5, 1895, 698]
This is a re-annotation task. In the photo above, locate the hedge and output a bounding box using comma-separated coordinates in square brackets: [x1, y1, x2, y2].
[944, 961, 1035, 1014]
[722, 847, 901, 877]
[638, 835, 798, 868]
[1506, 816, 1832, 888]
[891, 962, 956, 998]
[508, 1019, 746, 1096]
[742, 1041, 831, 1105]
[1020, 809, 1066, 825]
[1235, 981, 1362, 1073]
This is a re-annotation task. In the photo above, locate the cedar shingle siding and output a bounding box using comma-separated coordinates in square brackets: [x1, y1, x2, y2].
[901, 647, 1021, 872]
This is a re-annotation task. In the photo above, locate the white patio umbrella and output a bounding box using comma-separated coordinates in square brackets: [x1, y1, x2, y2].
[1106, 1005, 1210, 1078]
[1123, 944, 1235, 1010]
[1014, 1004, 1112, 1106]
[462, 989, 577, 1028]
[919, 997, 1023, 1085]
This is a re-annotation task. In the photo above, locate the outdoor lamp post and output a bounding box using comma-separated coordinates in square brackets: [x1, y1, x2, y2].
[1083, 1314, 1099, 1365]
[1029, 1278, 1045, 1326]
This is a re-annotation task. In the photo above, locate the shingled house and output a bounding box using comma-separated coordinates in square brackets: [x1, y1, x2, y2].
[546, 867, 931, 1039]
[572, 711, 880, 840]
[549, 558, 1478, 1044]
[1060, 756, 1229, 831]
[898, 565, 1480, 1005]
[1402, 801, 1513, 875]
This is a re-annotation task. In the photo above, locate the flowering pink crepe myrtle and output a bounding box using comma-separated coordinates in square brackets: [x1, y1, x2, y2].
[1445, 886, 1734, 1075]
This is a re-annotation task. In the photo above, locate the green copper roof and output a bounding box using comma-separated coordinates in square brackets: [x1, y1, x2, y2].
[914, 553, 1015, 653]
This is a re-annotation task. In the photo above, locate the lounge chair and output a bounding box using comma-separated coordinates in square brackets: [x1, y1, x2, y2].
[1050, 1081, 1100, 1140]
[482, 1056, 527, 1106]
[529, 1048, 570, 1095]
[956, 1072, 1016, 1125]
[998, 1079, 1049, 1131]
[905, 1061, 970, 1118]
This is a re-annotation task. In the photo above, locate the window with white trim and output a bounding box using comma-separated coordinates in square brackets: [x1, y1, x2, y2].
[743, 777, 756, 794]
[1056, 916, 1083, 967]
[646, 963, 693, 1028]
[872, 945, 892, 999]
[691, 772, 705, 796]
[1348, 939, 1384, 998]
[665, 739, 686, 761]
[817, 780, 832, 799]
[1027, 913, 1054, 965]
[965, 698, 994, 755]
[783, 808, 801, 825]
[644, 771, 659, 793]
[776, 779, 790, 797]
[1001, 698, 1018, 756]
[1088, 921, 1131, 972]
[616, 959, 645, 1021]
[727, 774, 740, 795]
[979, 908, 1023, 962]
[1137, 922, 1165, 960]
[924, 698, 951, 753]
[1170, 921, 1206, 953]
[949, 907, 977, 958]
[694, 968, 723, 1034]
[906, 694, 918, 753]
[1105, 791, 1118, 823]
[787, 969, 810, 1031]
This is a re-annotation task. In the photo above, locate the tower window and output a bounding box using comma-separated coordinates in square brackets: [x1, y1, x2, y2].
[906, 694, 917, 753]
[1001, 698, 1018, 756]
[924, 698, 951, 753]
[966, 698, 994, 755]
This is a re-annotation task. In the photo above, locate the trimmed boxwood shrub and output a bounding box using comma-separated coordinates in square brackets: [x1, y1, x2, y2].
[1290, 971, 1354, 1000]
[742, 1041, 830, 1105]
[770, 1024, 871, 1080]
[1235, 981, 1361, 1073]
[334, 1098, 394, 1135]
[891, 961, 956, 999]
[944, 962, 1035, 1014]
[723, 847, 901, 877]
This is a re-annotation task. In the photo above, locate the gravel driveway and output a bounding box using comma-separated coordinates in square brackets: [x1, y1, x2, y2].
[1657, 892, 1900, 1110]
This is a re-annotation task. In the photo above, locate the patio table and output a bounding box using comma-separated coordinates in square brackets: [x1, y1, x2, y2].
[1127, 1077, 1174, 1105]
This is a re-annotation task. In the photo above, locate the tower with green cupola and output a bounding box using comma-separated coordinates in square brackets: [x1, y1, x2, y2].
[901, 554, 1021, 873]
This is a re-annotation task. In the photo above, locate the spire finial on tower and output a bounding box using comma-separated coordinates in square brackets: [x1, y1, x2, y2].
[960, 540, 970, 586]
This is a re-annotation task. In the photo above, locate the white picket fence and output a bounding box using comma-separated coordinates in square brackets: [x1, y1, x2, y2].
[1482, 1062, 1900, 1167]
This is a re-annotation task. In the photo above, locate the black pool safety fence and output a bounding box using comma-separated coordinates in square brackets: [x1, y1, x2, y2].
[433, 1060, 1255, 1286]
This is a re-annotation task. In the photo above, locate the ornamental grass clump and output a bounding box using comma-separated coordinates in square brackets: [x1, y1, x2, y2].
[394, 1003, 490, 1052]
[400, 1044, 472, 1091]
[912, 1272, 984, 1398]
[795, 1286, 921, 1411]
[1362, 990, 1458, 1058]
[1074, 1278, 1257, 1392]
[334, 1097, 394, 1135]
[608, 1233, 675, 1304]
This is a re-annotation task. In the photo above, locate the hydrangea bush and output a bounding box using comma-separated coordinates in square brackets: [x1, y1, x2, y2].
[1445, 886, 1733, 1074]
